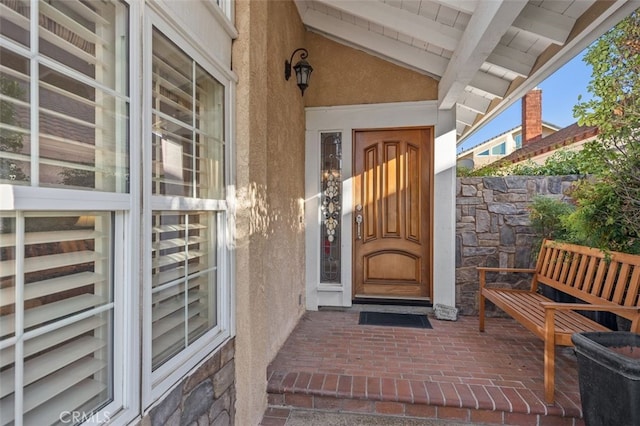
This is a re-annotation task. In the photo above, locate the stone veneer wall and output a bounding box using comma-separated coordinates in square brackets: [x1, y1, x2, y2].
[141, 339, 235, 426]
[455, 176, 581, 316]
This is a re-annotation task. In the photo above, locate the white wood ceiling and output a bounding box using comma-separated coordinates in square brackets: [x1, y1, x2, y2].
[294, 0, 640, 142]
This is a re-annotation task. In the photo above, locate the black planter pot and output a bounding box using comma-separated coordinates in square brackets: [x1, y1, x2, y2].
[571, 332, 640, 426]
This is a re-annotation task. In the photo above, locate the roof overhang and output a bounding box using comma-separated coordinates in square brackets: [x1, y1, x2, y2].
[294, 0, 640, 143]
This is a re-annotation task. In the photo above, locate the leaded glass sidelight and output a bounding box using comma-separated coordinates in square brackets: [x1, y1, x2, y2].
[320, 132, 342, 283]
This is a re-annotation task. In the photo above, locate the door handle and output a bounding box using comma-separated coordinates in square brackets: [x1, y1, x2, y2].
[355, 214, 363, 240]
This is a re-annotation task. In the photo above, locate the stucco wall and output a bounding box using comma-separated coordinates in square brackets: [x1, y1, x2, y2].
[265, 2, 307, 360]
[304, 32, 438, 106]
[233, 1, 443, 424]
[233, 1, 306, 425]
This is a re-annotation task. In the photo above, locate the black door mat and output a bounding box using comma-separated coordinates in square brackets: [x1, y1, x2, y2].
[358, 311, 432, 329]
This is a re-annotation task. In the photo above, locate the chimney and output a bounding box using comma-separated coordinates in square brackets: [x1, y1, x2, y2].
[522, 89, 542, 146]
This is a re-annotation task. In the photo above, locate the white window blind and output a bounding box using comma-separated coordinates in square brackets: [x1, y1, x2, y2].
[0, 1, 129, 424]
[2, 0, 233, 422]
[0, 0, 129, 192]
[151, 211, 217, 370]
[149, 28, 225, 373]
[151, 29, 224, 200]
[0, 212, 113, 426]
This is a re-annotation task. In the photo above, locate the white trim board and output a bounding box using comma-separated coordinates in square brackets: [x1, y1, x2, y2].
[305, 101, 456, 310]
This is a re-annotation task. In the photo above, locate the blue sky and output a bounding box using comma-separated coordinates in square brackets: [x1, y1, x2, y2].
[458, 49, 594, 153]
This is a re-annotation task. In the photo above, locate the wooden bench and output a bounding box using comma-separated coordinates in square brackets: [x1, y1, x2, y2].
[478, 239, 640, 404]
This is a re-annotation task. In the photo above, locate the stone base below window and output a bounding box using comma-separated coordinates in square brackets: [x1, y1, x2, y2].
[141, 339, 236, 426]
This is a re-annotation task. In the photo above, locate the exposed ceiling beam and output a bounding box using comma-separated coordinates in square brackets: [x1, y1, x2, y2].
[458, 91, 491, 115]
[314, 0, 462, 52]
[302, 8, 449, 78]
[458, 0, 640, 143]
[438, 0, 528, 109]
[433, 0, 476, 15]
[468, 71, 511, 99]
[456, 106, 477, 127]
[512, 4, 576, 45]
[486, 43, 537, 78]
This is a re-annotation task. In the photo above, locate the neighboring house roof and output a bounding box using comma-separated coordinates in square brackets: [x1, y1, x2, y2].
[499, 122, 599, 164]
[457, 121, 560, 157]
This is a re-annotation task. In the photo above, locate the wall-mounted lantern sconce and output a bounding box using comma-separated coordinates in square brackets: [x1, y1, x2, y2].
[285, 48, 313, 96]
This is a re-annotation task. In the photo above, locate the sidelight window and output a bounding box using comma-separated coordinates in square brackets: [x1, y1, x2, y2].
[320, 132, 342, 283]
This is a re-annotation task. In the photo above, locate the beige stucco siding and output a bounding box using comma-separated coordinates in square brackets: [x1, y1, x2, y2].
[233, 1, 440, 424]
[304, 32, 438, 106]
[233, 1, 306, 425]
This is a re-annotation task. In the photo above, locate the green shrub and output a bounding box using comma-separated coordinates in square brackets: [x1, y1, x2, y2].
[528, 196, 576, 241]
[525, 178, 640, 255]
[457, 144, 607, 178]
[564, 178, 640, 254]
[528, 196, 576, 253]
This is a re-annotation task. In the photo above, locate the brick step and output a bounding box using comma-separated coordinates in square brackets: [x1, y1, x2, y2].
[264, 372, 585, 426]
[261, 407, 482, 426]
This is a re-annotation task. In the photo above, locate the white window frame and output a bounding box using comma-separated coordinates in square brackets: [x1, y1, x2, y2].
[141, 7, 235, 406]
[2, 0, 236, 421]
[205, 0, 236, 35]
[0, 1, 141, 424]
[491, 142, 506, 155]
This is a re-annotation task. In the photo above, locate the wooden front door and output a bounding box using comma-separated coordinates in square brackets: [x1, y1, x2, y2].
[353, 128, 433, 300]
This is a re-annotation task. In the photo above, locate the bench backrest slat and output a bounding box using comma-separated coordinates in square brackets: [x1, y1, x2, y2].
[591, 259, 608, 297]
[575, 254, 589, 292]
[537, 239, 640, 321]
[626, 268, 640, 307]
[612, 263, 630, 304]
[559, 253, 572, 284]
[584, 256, 599, 293]
[552, 248, 564, 280]
[600, 260, 618, 300]
[539, 244, 553, 276]
[567, 252, 580, 287]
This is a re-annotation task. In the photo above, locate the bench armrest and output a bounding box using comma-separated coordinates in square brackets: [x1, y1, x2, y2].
[478, 267, 536, 290]
[540, 302, 640, 315]
[541, 303, 640, 334]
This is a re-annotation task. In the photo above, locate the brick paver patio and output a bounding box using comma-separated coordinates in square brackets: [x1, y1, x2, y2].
[261, 310, 584, 425]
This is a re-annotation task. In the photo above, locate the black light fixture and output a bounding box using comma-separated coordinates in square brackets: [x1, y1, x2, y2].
[285, 48, 313, 96]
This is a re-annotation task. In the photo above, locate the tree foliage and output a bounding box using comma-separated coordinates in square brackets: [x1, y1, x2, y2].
[571, 9, 640, 249]
[574, 11, 640, 144]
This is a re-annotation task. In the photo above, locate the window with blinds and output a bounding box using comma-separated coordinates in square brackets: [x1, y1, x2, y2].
[0, 212, 114, 425]
[0, 1, 129, 424]
[0, 0, 129, 191]
[151, 29, 224, 200]
[2, 0, 233, 421]
[149, 29, 225, 372]
[151, 211, 217, 370]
